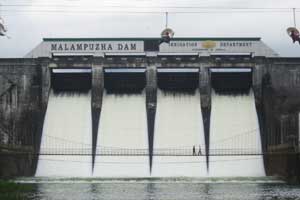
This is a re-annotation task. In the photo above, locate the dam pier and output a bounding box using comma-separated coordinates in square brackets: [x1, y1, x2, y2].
[0, 37, 299, 181]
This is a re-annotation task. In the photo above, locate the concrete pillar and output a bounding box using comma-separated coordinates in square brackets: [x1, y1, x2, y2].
[199, 65, 211, 108]
[91, 61, 104, 170]
[32, 59, 50, 153]
[146, 64, 157, 173]
[40, 60, 51, 111]
[199, 64, 211, 171]
[253, 64, 265, 99]
[254, 63, 265, 153]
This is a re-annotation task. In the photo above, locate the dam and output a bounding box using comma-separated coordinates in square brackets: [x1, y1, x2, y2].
[0, 37, 299, 181]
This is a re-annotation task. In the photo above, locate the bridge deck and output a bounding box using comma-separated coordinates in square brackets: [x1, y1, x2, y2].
[1, 147, 298, 156]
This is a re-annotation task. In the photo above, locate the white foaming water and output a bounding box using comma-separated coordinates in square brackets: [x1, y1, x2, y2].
[35, 91, 92, 177]
[152, 90, 206, 177]
[93, 91, 149, 177]
[209, 90, 265, 177]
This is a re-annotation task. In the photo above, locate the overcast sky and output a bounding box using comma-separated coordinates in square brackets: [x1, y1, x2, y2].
[0, 0, 299, 57]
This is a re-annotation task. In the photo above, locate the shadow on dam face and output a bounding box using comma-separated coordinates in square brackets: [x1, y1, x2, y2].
[210, 67, 253, 94]
[51, 68, 92, 92]
[157, 68, 199, 93]
[104, 68, 146, 94]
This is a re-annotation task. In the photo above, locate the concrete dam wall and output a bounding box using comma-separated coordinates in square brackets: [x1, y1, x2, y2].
[0, 59, 48, 177]
[0, 56, 299, 180]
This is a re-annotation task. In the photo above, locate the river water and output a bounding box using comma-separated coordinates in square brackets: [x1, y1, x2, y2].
[2, 178, 300, 200]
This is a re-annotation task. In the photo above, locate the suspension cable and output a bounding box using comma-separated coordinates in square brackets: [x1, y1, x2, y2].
[293, 8, 297, 27]
[165, 12, 168, 28]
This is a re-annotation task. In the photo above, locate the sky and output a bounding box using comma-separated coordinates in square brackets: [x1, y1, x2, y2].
[0, 0, 299, 57]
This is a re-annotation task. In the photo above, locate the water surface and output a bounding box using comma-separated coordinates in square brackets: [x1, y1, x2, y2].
[2, 177, 300, 200]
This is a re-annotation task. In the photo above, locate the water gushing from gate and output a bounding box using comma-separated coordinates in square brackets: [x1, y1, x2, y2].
[35, 91, 92, 177]
[152, 90, 207, 177]
[209, 90, 265, 177]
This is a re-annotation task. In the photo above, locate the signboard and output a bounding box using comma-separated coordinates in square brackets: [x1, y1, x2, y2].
[159, 40, 257, 54]
[48, 41, 144, 53]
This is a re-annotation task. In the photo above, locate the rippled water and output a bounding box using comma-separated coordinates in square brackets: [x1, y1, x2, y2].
[1, 178, 300, 200]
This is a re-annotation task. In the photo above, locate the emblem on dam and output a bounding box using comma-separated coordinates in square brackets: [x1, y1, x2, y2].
[201, 41, 217, 49]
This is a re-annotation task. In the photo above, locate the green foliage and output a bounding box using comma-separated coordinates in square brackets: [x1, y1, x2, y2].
[0, 180, 34, 200]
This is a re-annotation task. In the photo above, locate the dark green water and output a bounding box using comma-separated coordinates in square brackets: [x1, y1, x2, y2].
[1, 178, 300, 200]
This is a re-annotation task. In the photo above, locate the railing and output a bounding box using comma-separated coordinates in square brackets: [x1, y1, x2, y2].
[1, 134, 299, 156]
[2, 146, 299, 156]
[35, 147, 264, 156]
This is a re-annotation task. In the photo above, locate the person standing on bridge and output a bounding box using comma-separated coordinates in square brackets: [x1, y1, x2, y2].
[192, 145, 196, 156]
[198, 145, 202, 156]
